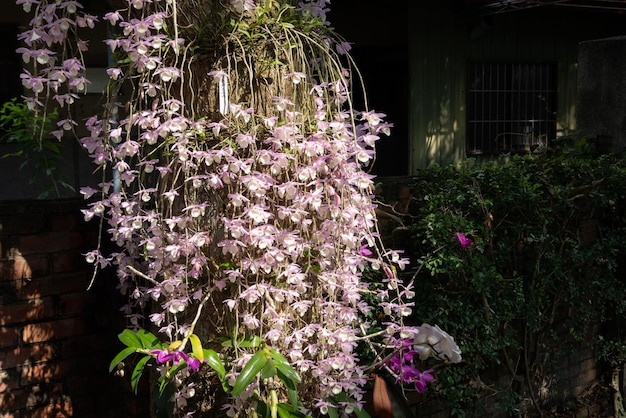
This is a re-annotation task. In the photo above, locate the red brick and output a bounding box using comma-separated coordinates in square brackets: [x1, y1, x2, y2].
[0, 256, 49, 282]
[51, 214, 78, 232]
[58, 293, 90, 317]
[18, 232, 84, 256]
[19, 383, 64, 410]
[21, 323, 54, 345]
[0, 327, 19, 349]
[0, 299, 55, 326]
[10, 257, 31, 281]
[0, 214, 45, 235]
[30, 399, 74, 418]
[0, 387, 27, 411]
[0, 343, 56, 370]
[17, 273, 91, 300]
[22, 318, 86, 344]
[0, 260, 11, 281]
[0, 369, 18, 393]
[17, 255, 50, 279]
[69, 394, 98, 416]
[21, 357, 95, 386]
[60, 333, 118, 360]
[20, 362, 62, 385]
[65, 374, 114, 398]
[50, 252, 84, 275]
[0, 280, 18, 308]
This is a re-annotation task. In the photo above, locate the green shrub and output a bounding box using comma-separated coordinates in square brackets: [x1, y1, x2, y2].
[405, 154, 626, 415]
[0, 98, 73, 198]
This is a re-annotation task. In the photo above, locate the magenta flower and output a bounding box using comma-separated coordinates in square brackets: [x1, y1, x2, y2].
[150, 349, 201, 371]
[386, 340, 436, 393]
[456, 233, 472, 249]
[413, 369, 435, 393]
[359, 244, 373, 257]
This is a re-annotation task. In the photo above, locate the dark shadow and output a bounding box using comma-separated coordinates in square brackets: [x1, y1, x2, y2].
[329, 0, 410, 176]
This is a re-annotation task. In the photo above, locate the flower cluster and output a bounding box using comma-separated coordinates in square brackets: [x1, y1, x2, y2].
[16, 0, 95, 141]
[387, 324, 461, 393]
[151, 348, 202, 371]
[387, 346, 434, 393]
[17, 0, 456, 416]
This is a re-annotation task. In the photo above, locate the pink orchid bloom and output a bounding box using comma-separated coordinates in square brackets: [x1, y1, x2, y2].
[359, 244, 373, 257]
[150, 349, 201, 371]
[456, 233, 472, 249]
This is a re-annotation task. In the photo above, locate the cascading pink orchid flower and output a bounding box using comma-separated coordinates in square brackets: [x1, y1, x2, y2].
[16, 0, 459, 416]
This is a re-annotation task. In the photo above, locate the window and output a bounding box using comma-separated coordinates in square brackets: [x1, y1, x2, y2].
[466, 62, 557, 155]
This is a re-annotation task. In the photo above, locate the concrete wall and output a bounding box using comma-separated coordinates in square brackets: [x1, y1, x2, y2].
[577, 36, 626, 153]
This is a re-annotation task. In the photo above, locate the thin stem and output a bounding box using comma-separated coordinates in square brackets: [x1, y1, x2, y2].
[127, 265, 161, 286]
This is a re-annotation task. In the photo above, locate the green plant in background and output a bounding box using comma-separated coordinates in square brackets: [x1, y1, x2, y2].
[0, 98, 74, 198]
[406, 153, 626, 416]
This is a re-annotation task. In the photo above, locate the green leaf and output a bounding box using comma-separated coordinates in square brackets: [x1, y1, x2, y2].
[152, 380, 175, 418]
[267, 348, 289, 365]
[239, 335, 262, 348]
[131, 355, 151, 394]
[270, 347, 300, 389]
[277, 405, 291, 418]
[220, 335, 261, 348]
[255, 399, 269, 418]
[260, 358, 277, 379]
[109, 346, 137, 373]
[277, 403, 311, 418]
[44, 142, 60, 153]
[353, 407, 372, 418]
[286, 387, 298, 409]
[231, 350, 268, 397]
[118, 329, 143, 348]
[276, 366, 297, 391]
[274, 360, 301, 386]
[327, 406, 339, 418]
[188, 333, 204, 361]
[136, 329, 161, 348]
[203, 349, 226, 380]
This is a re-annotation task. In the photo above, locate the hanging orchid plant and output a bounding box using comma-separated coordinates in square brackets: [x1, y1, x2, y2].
[16, 0, 460, 416]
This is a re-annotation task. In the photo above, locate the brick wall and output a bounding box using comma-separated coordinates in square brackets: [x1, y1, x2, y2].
[0, 200, 148, 418]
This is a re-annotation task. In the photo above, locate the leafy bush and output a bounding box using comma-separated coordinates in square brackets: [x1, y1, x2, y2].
[0, 98, 74, 198]
[405, 154, 626, 415]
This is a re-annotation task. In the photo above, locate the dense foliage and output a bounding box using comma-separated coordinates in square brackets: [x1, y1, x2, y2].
[404, 153, 626, 415]
[0, 98, 73, 197]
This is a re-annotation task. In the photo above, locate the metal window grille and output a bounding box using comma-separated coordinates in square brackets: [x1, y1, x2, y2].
[466, 62, 557, 155]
